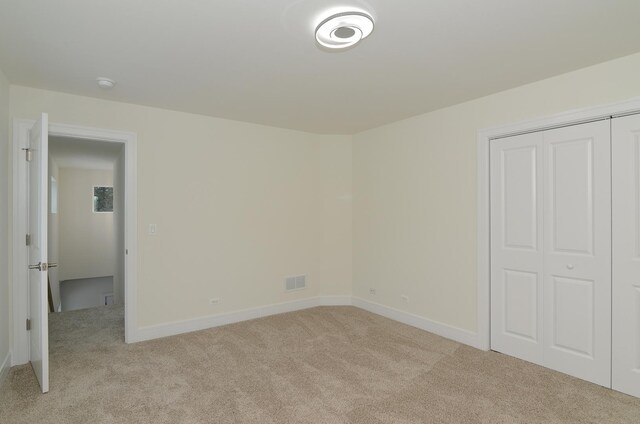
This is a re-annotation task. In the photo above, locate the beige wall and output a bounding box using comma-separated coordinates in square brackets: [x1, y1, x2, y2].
[9, 86, 353, 328]
[58, 167, 114, 281]
[314, 135, 353, 298]
[9, 51, 640, 345]
[0, 67, 10, 368]
[353, 52, 640, 332]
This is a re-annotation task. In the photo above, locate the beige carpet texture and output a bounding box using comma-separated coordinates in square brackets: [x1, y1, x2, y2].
[1, 305, 640, 423]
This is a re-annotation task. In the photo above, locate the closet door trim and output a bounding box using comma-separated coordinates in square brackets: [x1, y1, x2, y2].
[477, 97, 640, 352]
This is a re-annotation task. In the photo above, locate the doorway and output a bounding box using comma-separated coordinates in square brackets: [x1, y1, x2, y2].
[48, 137, 123, 313]
[11, 117, 138, 393]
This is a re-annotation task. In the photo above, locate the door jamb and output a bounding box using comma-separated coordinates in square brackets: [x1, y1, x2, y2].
[12, 119, 138, 365]
[476, 97, 640, 351]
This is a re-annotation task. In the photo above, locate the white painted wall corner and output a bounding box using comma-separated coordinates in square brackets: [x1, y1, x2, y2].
[133, 296, 353, 343]
[317, 295, 353, 306]
[352, 297, 482, 349]
[132, 295, 482, 350]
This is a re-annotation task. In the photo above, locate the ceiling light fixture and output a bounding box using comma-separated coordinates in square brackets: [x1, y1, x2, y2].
[315, 11, 374, 51]
[96, 77, 116, 89]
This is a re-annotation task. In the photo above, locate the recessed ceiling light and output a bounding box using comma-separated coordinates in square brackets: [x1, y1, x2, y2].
[96, 77, 116, 89]
[315, 11, 374, 51]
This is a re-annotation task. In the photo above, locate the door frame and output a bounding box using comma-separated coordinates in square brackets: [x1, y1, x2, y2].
[11, 119, 138, 365]
[476, 97, 640, 351]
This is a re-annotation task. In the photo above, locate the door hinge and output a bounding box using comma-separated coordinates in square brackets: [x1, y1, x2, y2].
[26, 318, 31, 331]
[22, 148, 32, 162]
[26, 234, 31, 246]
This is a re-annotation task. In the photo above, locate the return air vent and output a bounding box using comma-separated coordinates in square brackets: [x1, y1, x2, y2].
[285, 275, 306, 291]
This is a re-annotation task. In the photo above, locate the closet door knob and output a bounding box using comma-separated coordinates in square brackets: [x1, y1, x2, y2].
[566, 264, 574, 270]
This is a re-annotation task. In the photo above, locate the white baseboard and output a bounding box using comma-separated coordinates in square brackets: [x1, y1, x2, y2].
[134, 295, 353, 343]
[352, 297, 481, 349]
[0, 351, 11, 387]
[132, 295, 480, 350]
[317, 295, 353, 306]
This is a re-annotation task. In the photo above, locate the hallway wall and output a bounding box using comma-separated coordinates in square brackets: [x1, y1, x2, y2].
[113, 148, 125, 305]
[60, 277, 114, 312]
[58, 167, 115, 281]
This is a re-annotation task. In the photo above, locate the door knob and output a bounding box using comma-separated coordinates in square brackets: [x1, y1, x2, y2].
[28, 262, 57, 271]
[566, 264, 574, 270]
[29, 262, 46, 271]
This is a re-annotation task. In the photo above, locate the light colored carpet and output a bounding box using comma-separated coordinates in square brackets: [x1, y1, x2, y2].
[1, 305, 639, 423]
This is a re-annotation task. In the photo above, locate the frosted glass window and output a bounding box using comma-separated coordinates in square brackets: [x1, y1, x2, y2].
[93, 186, 113, 213]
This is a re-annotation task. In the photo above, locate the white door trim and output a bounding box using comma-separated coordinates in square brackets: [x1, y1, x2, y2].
[12, 119, 138, 365]
[477, 97, 640, 351]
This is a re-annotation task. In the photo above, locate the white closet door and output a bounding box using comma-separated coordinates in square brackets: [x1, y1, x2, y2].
[490, 132, 544, 364]
[542, 121, 611, 387]
[612, 114, 640, 397]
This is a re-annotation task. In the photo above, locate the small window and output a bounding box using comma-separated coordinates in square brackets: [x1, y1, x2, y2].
[93, 186, 114, 213]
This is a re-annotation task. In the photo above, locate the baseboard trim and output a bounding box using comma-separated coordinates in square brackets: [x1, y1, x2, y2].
[318, 295, 353, 306]
[352, 297, 481, 349]
[134, 296, 353, 343]
[0, 351, 11, 387]
[132, 295, 480, 349]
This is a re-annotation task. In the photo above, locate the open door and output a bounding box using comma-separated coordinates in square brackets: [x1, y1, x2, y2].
[27, 113, 50, 393]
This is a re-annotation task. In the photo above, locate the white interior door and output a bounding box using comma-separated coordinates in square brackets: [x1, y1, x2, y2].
[28, 113, 49, 393]
[542, 120, 611, 387]
[490, 132, 544, 365]
[612, 113, 640, 397]
[491, 120, 611, 387]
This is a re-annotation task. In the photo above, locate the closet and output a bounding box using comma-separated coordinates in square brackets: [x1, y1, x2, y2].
[490, 113, 640, 398]
[611, 114, 640, 398]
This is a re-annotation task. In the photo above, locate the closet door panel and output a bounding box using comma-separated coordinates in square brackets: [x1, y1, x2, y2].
[490, 133, 544, 364]
[612, 114, 640, 398]
[542, 120, 611, 387]
[547, 137, 594, 255]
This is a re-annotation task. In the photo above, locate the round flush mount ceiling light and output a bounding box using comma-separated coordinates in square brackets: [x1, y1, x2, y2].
[96, 77, 116, 89]
[315, 11, 374, 50]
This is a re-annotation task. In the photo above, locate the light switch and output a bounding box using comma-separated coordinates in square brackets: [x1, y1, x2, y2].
[148, 224, 157, 235]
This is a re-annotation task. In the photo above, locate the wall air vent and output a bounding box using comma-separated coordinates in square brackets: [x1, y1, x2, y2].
[285, 275, 306, 291]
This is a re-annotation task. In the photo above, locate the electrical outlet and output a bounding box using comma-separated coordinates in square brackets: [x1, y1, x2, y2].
[369, 288, 376, 295]
[401, 295, 409, 303]
[209, 298, 220, 305]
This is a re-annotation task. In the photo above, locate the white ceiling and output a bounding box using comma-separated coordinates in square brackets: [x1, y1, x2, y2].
[49, 137, 121, 171]
[1, 1, 640, 134]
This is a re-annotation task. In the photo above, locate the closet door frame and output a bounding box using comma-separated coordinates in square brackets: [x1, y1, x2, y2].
[477, 97, 640, 352]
